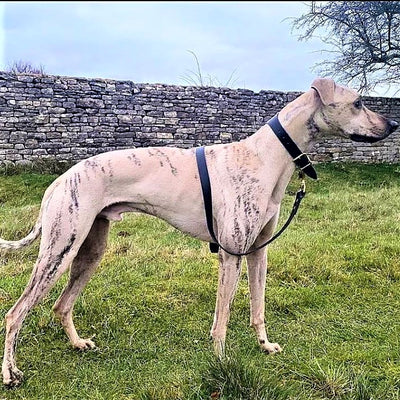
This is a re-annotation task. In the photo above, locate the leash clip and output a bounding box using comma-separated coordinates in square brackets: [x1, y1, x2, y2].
[297, 170, 306, 200]
[301, 178, 306, 194]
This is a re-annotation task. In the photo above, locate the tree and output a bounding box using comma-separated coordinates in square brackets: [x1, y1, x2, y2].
[290, 1, 400, 94]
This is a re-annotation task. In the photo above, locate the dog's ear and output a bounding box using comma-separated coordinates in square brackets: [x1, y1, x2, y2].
[311, 78, 336, 106]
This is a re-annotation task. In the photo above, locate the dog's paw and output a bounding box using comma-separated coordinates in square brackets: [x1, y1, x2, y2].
[260, 341, 282, 354]
[3, 366, 24, 388]
[212, 338, 225, 359]
[73, 338, 96, 351]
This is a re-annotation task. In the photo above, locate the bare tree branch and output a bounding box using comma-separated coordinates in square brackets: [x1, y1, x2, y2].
[290, 1, 400, 94]
[6, 61, 45, 75]
[180, 50, 240, 88]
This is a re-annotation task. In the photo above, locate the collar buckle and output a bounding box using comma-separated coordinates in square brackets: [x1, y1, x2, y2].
[293, 153, 312, 171]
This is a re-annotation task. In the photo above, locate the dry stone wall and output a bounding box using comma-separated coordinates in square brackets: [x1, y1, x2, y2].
[0, 72, 399, 166]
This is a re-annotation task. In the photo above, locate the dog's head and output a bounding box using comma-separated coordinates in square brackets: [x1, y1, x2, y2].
[310, 78, 398, 143]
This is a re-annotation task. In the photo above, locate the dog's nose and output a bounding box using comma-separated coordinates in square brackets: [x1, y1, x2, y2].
[388, 119, 399, 133]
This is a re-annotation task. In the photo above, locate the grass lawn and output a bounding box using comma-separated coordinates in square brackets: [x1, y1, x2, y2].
[1, 163, 400, 399]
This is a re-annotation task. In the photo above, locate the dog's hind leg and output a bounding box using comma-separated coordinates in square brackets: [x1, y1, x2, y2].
[246, 247, 282, 354]
[210, 252, 242, 358]
[2, 226, 91, 387]
[53, 217, 110, 350]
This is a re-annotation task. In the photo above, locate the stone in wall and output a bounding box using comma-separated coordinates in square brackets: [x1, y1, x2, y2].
[0, 71, 399, 166]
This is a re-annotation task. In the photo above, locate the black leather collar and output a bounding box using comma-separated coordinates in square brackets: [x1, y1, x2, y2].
[267, 114, 318, 180]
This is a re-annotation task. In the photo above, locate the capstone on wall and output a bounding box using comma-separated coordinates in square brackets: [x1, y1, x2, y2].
[0, 72, 399, 166]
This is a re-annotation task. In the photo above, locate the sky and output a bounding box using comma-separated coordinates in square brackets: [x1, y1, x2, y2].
[0, 1, 332, 93]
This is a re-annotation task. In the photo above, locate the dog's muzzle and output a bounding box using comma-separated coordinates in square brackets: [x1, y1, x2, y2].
[350, 119, 399, 143]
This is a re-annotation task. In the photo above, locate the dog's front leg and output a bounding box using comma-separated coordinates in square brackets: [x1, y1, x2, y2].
[210, 251, 242, 358]
[246, 248, 282, 354]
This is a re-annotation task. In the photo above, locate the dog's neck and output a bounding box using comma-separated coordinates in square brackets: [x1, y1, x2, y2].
[246, 89, 320, 162]
[241, 90, 320, 201]
[277, 89, 320, 153]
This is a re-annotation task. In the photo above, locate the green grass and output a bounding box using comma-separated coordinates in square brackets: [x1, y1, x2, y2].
[1, 163, 400, 399]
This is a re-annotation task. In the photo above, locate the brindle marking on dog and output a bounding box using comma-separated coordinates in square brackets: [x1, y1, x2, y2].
[48, 233, 77, 278]
[68, 174, 80, 213]
[128, 153, 142, 166]
[306, 116, 320, 138]
[148, 148, 178, 176]
[1, 78, 398, 387]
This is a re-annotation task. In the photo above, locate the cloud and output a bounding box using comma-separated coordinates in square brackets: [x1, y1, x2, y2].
[3, 1, 321, 92]
[0, 3, 4, 68]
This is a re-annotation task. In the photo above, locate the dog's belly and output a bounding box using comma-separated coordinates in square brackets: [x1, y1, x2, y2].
[98, 202, 211, 242]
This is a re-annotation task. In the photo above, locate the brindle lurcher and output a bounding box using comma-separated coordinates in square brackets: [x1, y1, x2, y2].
[1, 78, 398, 387]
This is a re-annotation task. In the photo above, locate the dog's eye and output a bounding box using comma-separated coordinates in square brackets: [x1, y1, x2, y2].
[354, 99, 363, 109]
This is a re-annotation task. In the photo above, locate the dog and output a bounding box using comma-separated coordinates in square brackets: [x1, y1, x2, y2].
[1, 78, 398, 387]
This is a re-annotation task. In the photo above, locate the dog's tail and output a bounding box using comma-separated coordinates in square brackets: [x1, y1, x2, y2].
[0, 175, 61, 252]
[0, 218, 42, 251]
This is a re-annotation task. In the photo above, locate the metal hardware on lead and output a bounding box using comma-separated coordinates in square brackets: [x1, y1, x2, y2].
[293, 153, 309, 162]
[300, 162, 311, 170]
[301, 179, 306, 193]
